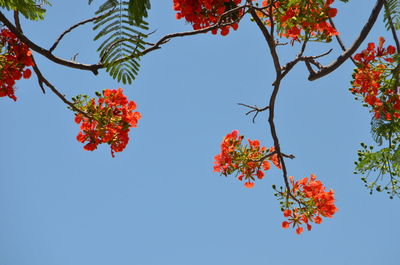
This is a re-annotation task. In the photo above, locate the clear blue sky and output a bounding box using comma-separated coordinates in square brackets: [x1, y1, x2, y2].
[1, 1, 399, 265]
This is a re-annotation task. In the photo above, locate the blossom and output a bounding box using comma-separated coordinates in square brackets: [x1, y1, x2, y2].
[296, 227, 303, 235]
[350, 37, 398, 121]
[173, 0, 243, 35]
[279, 174, 338, 234]
[213, 130, 281, 188]
[258, 0, 338, 42]
[282, 221, 290, 229]
[0, 28, 34, 101]
[74, 88, 141, 157]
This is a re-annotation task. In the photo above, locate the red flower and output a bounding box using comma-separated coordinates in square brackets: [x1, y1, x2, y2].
[351, 37, 398, 121]
[74, 88, 141, 157]
[296, 227, 303, 235]
[173, 0, 243, 36]
[23, 69, 32, 79]
[280, 174, 337, 234]
[244, 181, 254, 188]
[213, 131, 281, 187]
[0, 28, 34, 101]
[282, 221, 290, 229]
[258, 0, 338, 42]
[283, 209, 292, 217]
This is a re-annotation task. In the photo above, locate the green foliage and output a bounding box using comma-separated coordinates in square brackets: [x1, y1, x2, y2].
[128, 0, 150, 25]
[0, 0, 50, 20]
[355, 118, 400, 199]
[355, 141, 400, 199]
[384, 0, 400, 30]
[92, 0, 149, 84]
[89, 0, 150, 26]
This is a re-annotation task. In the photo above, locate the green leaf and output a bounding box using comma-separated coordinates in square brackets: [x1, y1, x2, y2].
[128, 0, 150, 25]
[90, 0, 150, 26]
[0, 0, 51, 20]
[92, 0, 149, 84]
[384, 0, 400, 31]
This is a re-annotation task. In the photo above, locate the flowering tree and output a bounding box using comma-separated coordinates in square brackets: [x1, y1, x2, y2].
[1, 0, 399, 235]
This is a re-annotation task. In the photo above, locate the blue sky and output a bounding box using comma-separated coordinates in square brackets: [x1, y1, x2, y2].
[0, 1, 399, 265]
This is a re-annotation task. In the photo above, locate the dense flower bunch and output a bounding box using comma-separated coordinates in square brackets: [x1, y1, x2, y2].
[350, 37, 398, 121]
[213, 130, 281, 188]
[173, 0, 243, 35]
[73, 88, 141, 157]
[0, 28, 34, 101]
[259, 0, 338, 42]
[276, 174, 338, 234]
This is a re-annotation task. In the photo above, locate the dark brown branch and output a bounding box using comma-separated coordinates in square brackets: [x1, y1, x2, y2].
[298, 49, 333, 73]
[255, 151, 295, 163]
[11, 11, 87, 116]
[278, 40, 309, 83]
[49, 12, 111, 52]
[13, 11, 45, 94]
[328, 17, 357, 65]
[308, 0, 385, 81]
[250, 8, 281, 73]
[249, 7, 295, 194]
[114, 4, 251, 64]
[33, 59, 87, 116]
[0, 11, 102, 75]
[238, 103, 270, 123]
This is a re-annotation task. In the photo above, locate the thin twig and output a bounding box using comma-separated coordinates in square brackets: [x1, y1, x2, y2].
[49, 11, 112, 52]
[328, 17, 357, 65]
[12, 11, 87, 116]
[238, 103, 270, 123]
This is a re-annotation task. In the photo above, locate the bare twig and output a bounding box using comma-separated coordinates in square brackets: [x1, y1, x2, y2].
[328, 17, 357, 65]
[278, 40, 309, 83]
[49, 12, 112, 52]
[115, 4, 251, 64]
[238, 103, 270, 123]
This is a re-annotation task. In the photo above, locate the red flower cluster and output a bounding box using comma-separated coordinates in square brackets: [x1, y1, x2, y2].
[74, 88, 141, 157]
[213, 130, 281, 188]
[279, 174, 338, 234]
[351, 37, 398, 120]
[0, 28, 34, 101]
[259, 0, 338, 42]
[173, 0, 243, 35]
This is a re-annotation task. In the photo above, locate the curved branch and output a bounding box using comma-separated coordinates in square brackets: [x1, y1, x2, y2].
[249, 7, 295, 193]
[328, 17, 357, 65]
[249, 8, 281, 73]
[49, 12, 112, 52]
[0, 11, 102, 75]
[308, 0, 385, 81]
[115, 4, 251, 63]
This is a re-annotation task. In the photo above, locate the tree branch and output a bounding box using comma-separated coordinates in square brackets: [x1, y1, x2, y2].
[308, 0, 385, 81]
[0, 11, 102, 75]
[49, 12, 112, 53]
[11, 11, 88, 116]
[328, 17, 357, 65]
